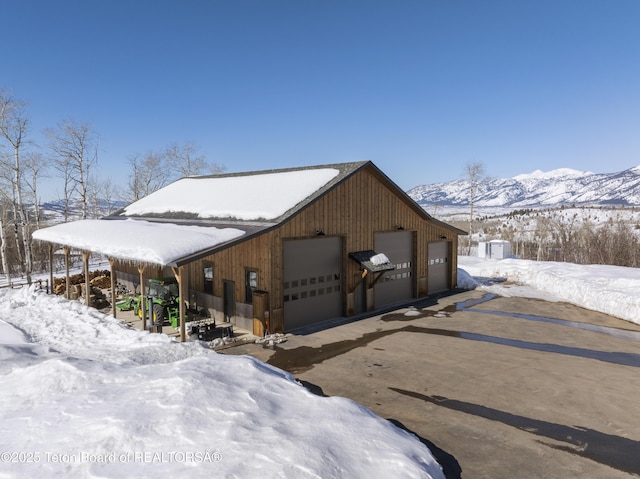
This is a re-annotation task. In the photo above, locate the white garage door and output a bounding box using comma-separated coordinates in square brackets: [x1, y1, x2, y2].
[374, 231, 414, 308]
[428, 241, 450, 294]
[283, 237, 343, 331]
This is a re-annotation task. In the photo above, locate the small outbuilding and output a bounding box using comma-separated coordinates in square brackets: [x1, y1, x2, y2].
[478, 240, 512, 260]
[33, 161, 465, 340]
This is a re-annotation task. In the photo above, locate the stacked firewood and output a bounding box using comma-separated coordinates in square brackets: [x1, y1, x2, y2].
[52, 270, 112, 296]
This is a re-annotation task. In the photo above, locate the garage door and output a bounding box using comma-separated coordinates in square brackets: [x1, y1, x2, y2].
[428, 241, 450, 294]
[374, 231, 414, 308]
[283, 237, 343, 331]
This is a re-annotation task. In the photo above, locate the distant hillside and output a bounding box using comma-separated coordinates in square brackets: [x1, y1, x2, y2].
[408, 166, 640, 208]
[40, 199, 128, 221]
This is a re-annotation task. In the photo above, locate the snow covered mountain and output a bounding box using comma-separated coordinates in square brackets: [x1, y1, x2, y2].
[40, 198, 127, 220]
[408, 166, 640, 208]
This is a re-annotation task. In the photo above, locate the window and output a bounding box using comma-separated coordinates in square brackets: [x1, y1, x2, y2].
[282, 271, 341, 300]
[203, 262, 213, 294]
[245, 269, 258, 304]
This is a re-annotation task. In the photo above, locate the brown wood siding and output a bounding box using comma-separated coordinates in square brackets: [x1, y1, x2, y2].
[274, 167, 458, 313]
[169, 165, 459, 330]
[112, 261, 162, 280]
[186, 231, 273, 304]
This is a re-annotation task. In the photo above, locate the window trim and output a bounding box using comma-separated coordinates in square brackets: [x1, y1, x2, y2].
[245, 269, 258, 304]
[203, 262, 214, 294]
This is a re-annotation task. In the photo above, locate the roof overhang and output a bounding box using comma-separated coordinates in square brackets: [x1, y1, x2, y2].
[349, 250, 396, 273]
[32, 218, 248, 267]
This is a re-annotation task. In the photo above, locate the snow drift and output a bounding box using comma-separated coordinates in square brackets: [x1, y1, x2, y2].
[458, 256, 640, 325]
[0, 287, 443, 479]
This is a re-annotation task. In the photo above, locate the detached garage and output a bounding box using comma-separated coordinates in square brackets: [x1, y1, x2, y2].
[33, 161, 465, 339]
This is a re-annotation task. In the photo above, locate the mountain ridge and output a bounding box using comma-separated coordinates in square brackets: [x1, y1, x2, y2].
[408, 166, 640, 208]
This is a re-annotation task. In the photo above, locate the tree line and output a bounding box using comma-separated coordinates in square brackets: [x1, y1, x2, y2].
[502, 213, 640, 267]
[0, 89, 225, 285]
[460, 160, 640, 268]
[457, 209, 640, 268]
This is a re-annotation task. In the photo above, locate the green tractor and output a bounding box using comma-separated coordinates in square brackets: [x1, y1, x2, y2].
[133, 278, 182, 329]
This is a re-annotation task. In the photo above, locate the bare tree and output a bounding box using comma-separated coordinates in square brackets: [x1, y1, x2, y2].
[0, 186, 11, 283]
[88, 175, 100, 219]
[0, 90, 33, 283]
[164, 141, 225, 178]
[127, 155, 142, 203]
[126, 142, 225, 202]
[464, 161, 487, 255]
[0, 146, 21, 270]
[164, 141, 206, 177]
[99, 178, 118, 216]
[0, 205, 9, 283]
[52, 152, 76, 222]
[46, 119, 99, 220]
[544, 209, 578, 262]
[127, 152, 171, 202]
[23, 151, 49, 229]
[534, 214, 552, 261]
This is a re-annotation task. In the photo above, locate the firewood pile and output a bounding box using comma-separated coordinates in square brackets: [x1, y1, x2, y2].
[53, 270, 112, 296]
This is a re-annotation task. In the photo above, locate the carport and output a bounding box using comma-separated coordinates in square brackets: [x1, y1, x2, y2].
[32, 218, 246, 342]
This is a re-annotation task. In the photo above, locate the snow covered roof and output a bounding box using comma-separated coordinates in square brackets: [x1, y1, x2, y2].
[32, 163, 368, 266]
[33, 161, 461, 266]
[32, 219, 246, 266]
[118, 163, 355, 221]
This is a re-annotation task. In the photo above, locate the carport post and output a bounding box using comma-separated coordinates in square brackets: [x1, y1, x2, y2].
[83, 251, 91, 307]
[48, 244, 54, 295]
[138, 265, 147, 330]
[64, 247, 70, 300]
[109, 258, 117, 319]
[171, 265, 187, 342]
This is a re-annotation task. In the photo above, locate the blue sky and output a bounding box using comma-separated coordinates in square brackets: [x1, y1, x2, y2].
[2, 0, 639, 200]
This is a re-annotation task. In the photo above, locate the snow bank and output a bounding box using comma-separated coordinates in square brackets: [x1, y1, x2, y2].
[32, 219, 245, 266]
[458, 256, 640, 325]
[0, 319, 29, 345]
[456, 267, 479, 290]
[0, 287, 443, 479]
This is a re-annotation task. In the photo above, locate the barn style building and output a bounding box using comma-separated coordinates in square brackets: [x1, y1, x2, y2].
[34, 161, 464, 340]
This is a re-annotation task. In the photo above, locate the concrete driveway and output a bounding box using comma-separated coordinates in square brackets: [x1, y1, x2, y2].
[222, 290, 640, 478]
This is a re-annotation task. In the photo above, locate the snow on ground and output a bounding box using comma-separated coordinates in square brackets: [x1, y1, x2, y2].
[0, 319, 29, 345]
[123, 168, 340, 220]
[0, 287, 443, 479]
[458, 256, 640, 325]
[32, 219, 246, 266]
[4, 252, 636, 478]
